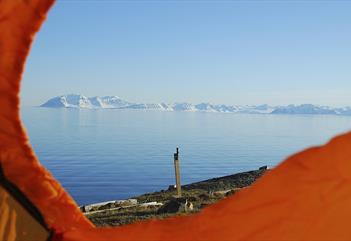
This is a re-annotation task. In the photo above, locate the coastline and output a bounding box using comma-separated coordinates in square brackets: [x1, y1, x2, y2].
[82, 166, 268, 227]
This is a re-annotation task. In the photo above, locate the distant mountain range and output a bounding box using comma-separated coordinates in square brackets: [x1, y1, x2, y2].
[40, 94, 351, 116]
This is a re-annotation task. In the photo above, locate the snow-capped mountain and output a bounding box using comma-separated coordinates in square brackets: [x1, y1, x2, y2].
[122, 103, 173, 111]
[41, 94, 92, 108]
[194, 103, 217, 112]
[335, 107, 351, 115]
[88, 96, 131, 108]
[173, 103, 197, 112]
[237, 104, 275, 114]
[271, 104, 337, 115]
[41, 94, 131, 109]
[40, 94, 351, 116]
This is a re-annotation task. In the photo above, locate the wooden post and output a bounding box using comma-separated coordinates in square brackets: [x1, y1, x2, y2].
[174, 147, 182, 197]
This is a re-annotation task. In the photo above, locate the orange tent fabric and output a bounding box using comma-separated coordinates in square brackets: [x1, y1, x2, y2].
[0, 183, 50, 241]
[1, 0, 351, 240]
[0, 0, 92, 234]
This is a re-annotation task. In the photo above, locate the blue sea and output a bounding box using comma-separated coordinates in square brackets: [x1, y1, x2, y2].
[21, 107, 351, 205]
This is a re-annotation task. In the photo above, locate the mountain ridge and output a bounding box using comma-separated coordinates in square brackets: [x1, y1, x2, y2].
[40, 94, 351, 116]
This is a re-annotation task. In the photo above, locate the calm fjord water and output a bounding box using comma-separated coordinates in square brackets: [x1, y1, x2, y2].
[21, 107, 351, 205]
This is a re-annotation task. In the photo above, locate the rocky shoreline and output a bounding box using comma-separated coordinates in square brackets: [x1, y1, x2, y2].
[82, 166, 268, 227]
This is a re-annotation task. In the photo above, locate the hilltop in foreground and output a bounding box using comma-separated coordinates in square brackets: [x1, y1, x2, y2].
[41, 94, 351, 116]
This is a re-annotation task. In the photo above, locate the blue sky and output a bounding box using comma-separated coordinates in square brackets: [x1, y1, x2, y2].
[22, 1, 351, 107]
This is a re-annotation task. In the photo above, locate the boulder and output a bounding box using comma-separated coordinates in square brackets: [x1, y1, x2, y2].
[157, 199, 182, 214]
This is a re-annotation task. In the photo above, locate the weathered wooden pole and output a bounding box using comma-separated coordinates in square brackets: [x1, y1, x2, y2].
[174, 147, 182, 197]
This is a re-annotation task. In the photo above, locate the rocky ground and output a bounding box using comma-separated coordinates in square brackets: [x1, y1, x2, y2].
[82, 166, 268, 227]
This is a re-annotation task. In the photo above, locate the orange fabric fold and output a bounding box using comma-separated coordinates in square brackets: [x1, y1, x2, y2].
[0, 0, 93, 234]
